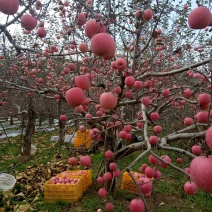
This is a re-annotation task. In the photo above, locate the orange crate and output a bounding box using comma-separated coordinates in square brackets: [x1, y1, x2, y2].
[44, 176, 83, 202]
[57, 170, 92, 191]
[74, 130, 92, 149]
[121, 171, 144, 194]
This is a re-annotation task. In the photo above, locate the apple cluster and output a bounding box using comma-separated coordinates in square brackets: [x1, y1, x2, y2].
[49, 176, 79, 185]
[69, 155, 91, 167]
[96, 153, 122, 211]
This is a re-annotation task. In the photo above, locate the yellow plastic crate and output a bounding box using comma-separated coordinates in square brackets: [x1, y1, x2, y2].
[57, 170, 92, 191]
[44, 176, 83, 203]
[74, 130, 92, 149]
[121, 171, 144, 194]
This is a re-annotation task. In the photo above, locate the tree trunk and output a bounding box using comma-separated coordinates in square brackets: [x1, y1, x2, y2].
[22, 97, 35, 156]
[20, 114, 26, 129]
[38, 113, 42, 127]
[58, 100, 65, 144]
[48, 115, 53, 128]
[10, 115, 13, 125]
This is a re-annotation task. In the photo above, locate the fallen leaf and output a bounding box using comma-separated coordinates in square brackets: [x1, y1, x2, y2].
[159, 202, 166, 206]
[15, 204, 30, 212]
[16, 172, 25, 180]
[31, 195, 39, 204]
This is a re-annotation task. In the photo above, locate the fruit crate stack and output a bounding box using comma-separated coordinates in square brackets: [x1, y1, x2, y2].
[74, 130, 92, 149]
[44, 170, 92, 202]
[44, 176, 83, 203]
[121, 171, 144, 194]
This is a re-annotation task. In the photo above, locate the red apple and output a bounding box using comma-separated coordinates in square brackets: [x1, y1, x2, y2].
[97, 176, 104, 185]
[79, 42, 88, 52]
[139, 163, 148, 173]
[149, 135, 158, 145]
[79, 125, 86, 132]
[148, 154, 158, 165]
[37, 27, 47, 38]
[141, 97, 151, 107]
[65, 87, 84, 107]
[98, 188, 107, 197]
[159, 155, 171, 168]
[137, 122, 143, 129]
[190, 156, 212, 193]
[125, 90, 132, 99]
[54, 94, 60, 100]
[85, 19, 106, 39]
[183, 88, 192, 98]
[76, 13, 86, 26]
[99, 92, 117, 110]
[109, 162, 117, 171]
[85, 113, 92, 119]
[103, 172, 113, 181]
[89, 128, 101, 141]
[197, 93, 211, 106]
[144, 166, 155, 178]
[105, 150, 113, 159]
[38, 78, 44, 84]
[206, 126, 212, 151]
[150, 112, 159, 121]
[106, 202, 114, 211]
[196, 111, 209, 123]
[114, 86, 122, 94]
[184, 117, 194, 126]
[185, 168, 190, 179]
[21, 14, 37, 30]
[124, 124, 132, 133]
[135, 10, 142, 18]
[60, 115, 67, 122]
[176, 158, 183, 164]
[90, 33, 116, 60]
[113, 169, 121, 178]
[125, 76, 135, 87]
[75, 105, 84, 113]
[188, 6, 211, 29]
[143, 9, 153, 21]
[0, 0, 19, 15]
[162, 89, 170, 97]
[191, 145, 202, 156]
[184, 181, 198, 195]
[155, 170, 162, 179]
[139, 177, 153, 194]
[69, 157, 78, 165]
[134, 81, 143, 89]
[153, 125, 162, 133]
[130, 198, 145, 212]
[119, 130, 128, 139]
[116, 58, 127, 71]
[75, 75, 90, 90]
[80, 155, 91, 166]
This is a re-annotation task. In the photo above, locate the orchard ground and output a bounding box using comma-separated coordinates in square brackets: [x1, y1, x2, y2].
[0, 130, 212, 212]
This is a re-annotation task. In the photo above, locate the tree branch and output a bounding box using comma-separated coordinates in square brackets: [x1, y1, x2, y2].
[140, 58, 211, 79]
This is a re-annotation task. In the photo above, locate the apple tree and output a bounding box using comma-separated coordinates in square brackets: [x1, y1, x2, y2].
[0, 0, 212, 210]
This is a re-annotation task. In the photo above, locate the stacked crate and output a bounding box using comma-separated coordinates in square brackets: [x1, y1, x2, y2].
[44, 170, 92, 203]
[74, 130, 92, 149]
[44, 176, 83, 203]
